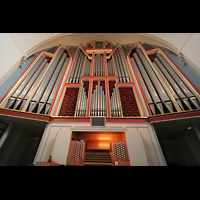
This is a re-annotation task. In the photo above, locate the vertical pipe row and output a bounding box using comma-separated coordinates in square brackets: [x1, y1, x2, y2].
[83, 58, 91, 76]
[110, 83, 122, 117]
[75, 82, 87, 117]
[93, 54, 105, 76]
[112, 47, 130, 82]
[155, 53, 200, 109]
[69, 48, 85, 83]
[107, 59, 115, 76]
[90, 81, 107, 116]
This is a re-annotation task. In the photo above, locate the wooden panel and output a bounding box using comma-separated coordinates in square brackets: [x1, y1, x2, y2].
[87, 140, 110, 150]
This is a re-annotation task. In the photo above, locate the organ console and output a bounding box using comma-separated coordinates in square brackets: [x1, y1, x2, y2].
[67, 131, 130, 166]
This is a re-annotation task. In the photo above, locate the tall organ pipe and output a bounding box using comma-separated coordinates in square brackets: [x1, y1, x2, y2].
[118, 47, 130, 82]
[113, 54, 122, 82]
[12, 58, 48, 110]
[130, 57, 155, 115]
[45, 57, 69, 115]
[154, 57, 192, 110]
[133, 53, 164, 114]
[19, 62, 49, 111]
[156, 53, 200, 109]
[135, 48, 174, 113]
[69, 49, 81, 83]
[152, 62, 184, 111]
[26, 48, 65, 112]
[6, 54, 47, 109]
[37, 53, 68, 114]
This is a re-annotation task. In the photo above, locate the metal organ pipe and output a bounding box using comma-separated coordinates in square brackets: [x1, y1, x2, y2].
[12, 58, 48, 110]
[133, 53, 164, 114]
[37, 53, 68, 114]
[90, 81, 106, 116]
[45, 57, 69, 115]
[110, 83, 122, 117]
[75, 82, 87, 117]
[152, 62, 184, 111]
[156, 53, 200, 109]
[6, 54, 47, 109]
[112, 47, 130, 82]
[19, 62, 49, 111]
[135, 48, 174, 113]
[130, 57, 155, 115]
[24, 48, 66, 112]
[154, 57, 192, 110]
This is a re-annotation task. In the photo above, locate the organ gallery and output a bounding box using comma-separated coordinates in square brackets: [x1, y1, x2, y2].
[0, 39, 200, 166]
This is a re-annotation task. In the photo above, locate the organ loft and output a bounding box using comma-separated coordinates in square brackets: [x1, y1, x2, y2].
[0, 38, 200, 166]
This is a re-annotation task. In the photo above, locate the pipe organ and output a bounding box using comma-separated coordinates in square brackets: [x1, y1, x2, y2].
[1, 39, 200, 166]
[1, 41, 200, 119]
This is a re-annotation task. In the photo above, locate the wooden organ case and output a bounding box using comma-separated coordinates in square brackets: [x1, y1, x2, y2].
[1, 40, 200, 166]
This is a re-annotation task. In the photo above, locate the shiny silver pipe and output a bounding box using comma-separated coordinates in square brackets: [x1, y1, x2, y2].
[94, 54, 97, 76]
[156, 53, 200, 109]
[133, 52, 164, 114]
[69, 49, 80, 83]
[28, 49, 66, 112]
[99, 85, 101, 116]
[7, 54, 47, 109]
[113, 54, 122, 82]
[116, 49, 126, 82]
[154, 57, 192, 110]
[19, 62, 49, 111]
[76, 53, 84, 83]
[45, 57, 69, 115]
[95, 84, 98, 116]
[135, 49, 173, 113]
[73, 51, 82, 83]
[37, 53, 67, 114]
[12, 58, 48, 110]
[114, 84, 122, 117]
[130, 57, 155, 115]
[74, 52, 83, 83]
[104, 94, 107, 116]
[97, 81, 100, 116]
[76, 82, 84, 116]
[115, 50, 126, 82]
[153, 61, 184, 111]
[118, 47, 130, 82]
[92, 90, 95, 116]
[100, 86, 103, 116]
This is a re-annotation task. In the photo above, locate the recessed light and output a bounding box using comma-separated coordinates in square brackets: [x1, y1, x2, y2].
[188, 127, 192, 130]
